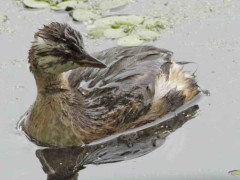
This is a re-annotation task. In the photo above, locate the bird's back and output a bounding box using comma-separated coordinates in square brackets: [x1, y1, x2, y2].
[68, 46, 199, 136]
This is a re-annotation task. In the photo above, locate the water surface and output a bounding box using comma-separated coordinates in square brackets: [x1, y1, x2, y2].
[0, 0, 240, 179]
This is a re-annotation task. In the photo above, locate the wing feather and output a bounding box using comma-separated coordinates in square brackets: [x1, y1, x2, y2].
[68, 46, 192, 131]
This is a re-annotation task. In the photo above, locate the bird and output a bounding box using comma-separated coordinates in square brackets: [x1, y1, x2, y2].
[22, 22, 199, 147]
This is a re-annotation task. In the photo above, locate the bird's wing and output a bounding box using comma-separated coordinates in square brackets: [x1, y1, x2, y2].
[68, 46, 182, 130]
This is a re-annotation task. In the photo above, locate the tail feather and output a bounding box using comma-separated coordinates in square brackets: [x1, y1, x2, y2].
[151, 62, 199, 116]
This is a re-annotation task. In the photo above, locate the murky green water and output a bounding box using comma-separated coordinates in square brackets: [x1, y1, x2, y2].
[1, 0, 240, 179]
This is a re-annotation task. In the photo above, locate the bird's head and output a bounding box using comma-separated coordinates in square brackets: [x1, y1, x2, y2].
[29, 22, 106, 75]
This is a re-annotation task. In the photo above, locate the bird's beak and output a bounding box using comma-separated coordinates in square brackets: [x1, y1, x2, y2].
[76, 54, 106, 68]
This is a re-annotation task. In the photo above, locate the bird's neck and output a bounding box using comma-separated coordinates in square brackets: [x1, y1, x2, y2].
[33, 71, 70, 94]
[24, 71, 87, 147]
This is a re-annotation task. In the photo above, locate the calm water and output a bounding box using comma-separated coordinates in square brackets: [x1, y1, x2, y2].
[0, 0, 240, 180]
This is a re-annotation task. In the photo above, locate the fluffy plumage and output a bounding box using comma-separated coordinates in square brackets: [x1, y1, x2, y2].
[23, 22, 199, 147]
[28, 22, 89, 74]
[69, 46, 199, 131]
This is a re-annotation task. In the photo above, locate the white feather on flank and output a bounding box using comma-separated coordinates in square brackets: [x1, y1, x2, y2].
[153, 62, 193, 103]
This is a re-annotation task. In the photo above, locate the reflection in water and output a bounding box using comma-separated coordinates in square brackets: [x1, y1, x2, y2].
[35, 105, 199, 180]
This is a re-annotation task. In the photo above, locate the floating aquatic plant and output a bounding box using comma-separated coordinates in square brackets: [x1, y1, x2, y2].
[23, 0, 51, 8]
[87, 15, 168, 46]
[21, 0, 135, 26]
[72, 8, 100, 21]
[99, 0, 129, 10]
[19, 0, 174, 46]
[20, 0, 232, 46]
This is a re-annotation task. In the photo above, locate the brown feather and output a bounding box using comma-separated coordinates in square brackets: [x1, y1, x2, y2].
[23, 23, 200, 147]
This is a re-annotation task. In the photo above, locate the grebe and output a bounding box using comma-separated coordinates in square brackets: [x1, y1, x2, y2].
[23, 22, 199, 147]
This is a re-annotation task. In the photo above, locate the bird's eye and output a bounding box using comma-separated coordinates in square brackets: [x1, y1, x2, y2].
[63, 52, 73, 58]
